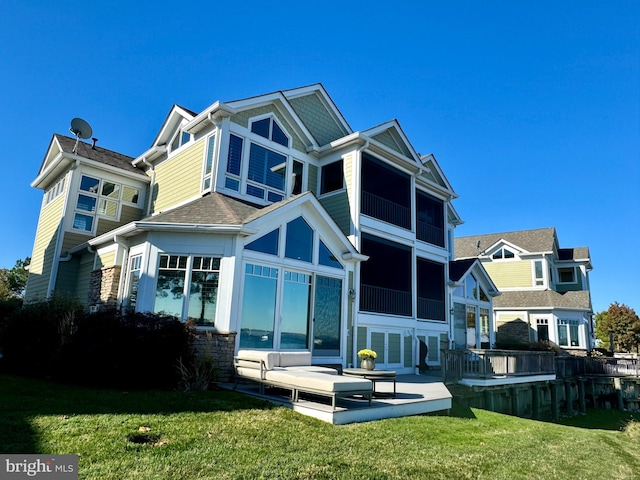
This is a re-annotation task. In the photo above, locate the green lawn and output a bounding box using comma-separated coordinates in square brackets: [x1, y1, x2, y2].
[1, 374, 638, 480]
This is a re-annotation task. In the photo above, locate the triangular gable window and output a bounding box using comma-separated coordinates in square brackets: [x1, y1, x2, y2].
[285, 217, 313, 262]
[492, 247, 515, 260]
[319, 240, 343, 269]
[251, 117, 289, 147]
[479, 286, 489, 302]
[246, 229, 279, 255]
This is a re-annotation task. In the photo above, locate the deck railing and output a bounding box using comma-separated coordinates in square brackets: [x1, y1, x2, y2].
[555, 356, 640, 378]
[442, 349, 556, 383]
[360, 284, 412, 316]
[361, 191, 411, 229]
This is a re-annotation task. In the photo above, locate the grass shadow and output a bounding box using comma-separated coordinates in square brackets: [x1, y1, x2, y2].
[449, 400, 477, 419]
[553, 409, 639, 432]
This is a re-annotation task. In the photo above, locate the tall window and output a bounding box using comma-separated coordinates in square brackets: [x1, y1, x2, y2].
[416, 191, 444, 247]
[124, 254, 142, 310]
[225, 134, 243, 191]
[537, 318, 549, 341]
[360, 234, 412, 316]
[361, 154, 411, 229]
[247, 143, 287, 202]
[154, 254, 220, 326]
[285, 217, 313, 262]
[534, 260, 544, 286]
[417, 258, 445, 321]
[240, 264, 279, 348]
[480, 308, 490, 348]
[202, 134, 215, 192]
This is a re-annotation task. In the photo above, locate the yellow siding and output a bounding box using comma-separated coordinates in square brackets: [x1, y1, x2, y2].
[152, 139, 205, 213]
[483, 261, 532, 289]
[24, 195, 64, 302]
[61, 232, 91, 254]
[97, 250, 116, 269]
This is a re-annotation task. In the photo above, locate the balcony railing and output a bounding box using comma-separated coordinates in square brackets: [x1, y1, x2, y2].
[416, 220, 444, 247]
[360, 284, 412, 316]
[442, 349, 556, 383]
[417, 296, 445, 321]
[361, 191, 411, 230]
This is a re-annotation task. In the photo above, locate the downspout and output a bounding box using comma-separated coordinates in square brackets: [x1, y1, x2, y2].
[141, 157, 155, 216]
[351, 140, 369, 369]
[47, 160, 81, 298]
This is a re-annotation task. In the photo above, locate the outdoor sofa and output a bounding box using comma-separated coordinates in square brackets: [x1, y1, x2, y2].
[234, 350, 373, 409]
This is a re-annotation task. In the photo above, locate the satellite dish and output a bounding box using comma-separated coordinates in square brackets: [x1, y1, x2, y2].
[70, 117, 93, 139]
[69, 117, 93, 153]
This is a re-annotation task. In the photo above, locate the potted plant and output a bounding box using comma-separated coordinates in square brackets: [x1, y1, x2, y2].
[358, 349, 377, 370]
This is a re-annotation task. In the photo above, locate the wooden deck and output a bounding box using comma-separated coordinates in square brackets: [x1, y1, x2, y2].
[228, 373, 452, 425]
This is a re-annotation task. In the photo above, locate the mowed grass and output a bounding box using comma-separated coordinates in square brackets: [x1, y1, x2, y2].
[1, 374, 639, 480]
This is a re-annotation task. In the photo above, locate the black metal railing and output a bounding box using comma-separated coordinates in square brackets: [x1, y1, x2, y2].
[360, 284, 412, 316]
[416, 220, 444, 247]
[361, 191, 411, 230]
[417, 297, 445, 321]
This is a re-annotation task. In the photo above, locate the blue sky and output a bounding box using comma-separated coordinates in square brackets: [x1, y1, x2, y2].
[0, 1, 638, 314]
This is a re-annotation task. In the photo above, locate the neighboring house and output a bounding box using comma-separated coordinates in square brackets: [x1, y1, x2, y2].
[25, 83, 495, 373]
[455, 228, 594, 352]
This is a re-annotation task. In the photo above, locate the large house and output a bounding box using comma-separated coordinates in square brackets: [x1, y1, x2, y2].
[455, 228, 594, 352]
[25, 84, 498, 373]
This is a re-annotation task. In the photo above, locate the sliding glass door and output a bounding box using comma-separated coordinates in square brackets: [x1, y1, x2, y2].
[240, 264, 343, 354]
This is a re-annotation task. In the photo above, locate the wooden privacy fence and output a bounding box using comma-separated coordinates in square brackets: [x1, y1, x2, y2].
[442, 349, 556, 383]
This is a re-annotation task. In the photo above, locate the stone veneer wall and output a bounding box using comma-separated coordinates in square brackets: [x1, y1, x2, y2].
[88, 266, 121, 309]
[192, 330, 237, 383]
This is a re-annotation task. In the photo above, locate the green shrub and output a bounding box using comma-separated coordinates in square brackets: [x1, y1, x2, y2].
[59, 309, 196, 390]
[0, 294, 82, 376]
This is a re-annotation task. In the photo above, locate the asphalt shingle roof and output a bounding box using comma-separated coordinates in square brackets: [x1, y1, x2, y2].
[493, 290, 591, 310]
[55, 134, 146, 177]
[449, 259, 476, 282]
[139, 193, 263, 226]
[455, 227, 558, 258]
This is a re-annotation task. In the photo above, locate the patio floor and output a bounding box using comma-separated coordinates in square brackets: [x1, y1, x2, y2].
[226, 372, 452, 425]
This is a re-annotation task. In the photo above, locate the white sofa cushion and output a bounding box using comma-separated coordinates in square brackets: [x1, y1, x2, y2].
[278, 352, 312, 367]
[236, 350, 280, 370]
[265, 370, 371, 393]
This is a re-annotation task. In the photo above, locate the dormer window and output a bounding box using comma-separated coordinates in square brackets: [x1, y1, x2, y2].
[251, 117, 289, 147]
[492, 247, 515, 260]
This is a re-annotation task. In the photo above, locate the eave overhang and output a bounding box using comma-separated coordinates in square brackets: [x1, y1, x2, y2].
[32, 152, 150, 190]
[87, 221, 257, 248]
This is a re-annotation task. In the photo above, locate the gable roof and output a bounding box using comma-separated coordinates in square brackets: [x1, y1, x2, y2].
[449, 259, 500, 296]
[494, 290, 591, 311]
[87, 192, 366, 263]
[363, 120, 417, 160]
[455, 227, 558, 259]
[32, 134, 147, 189]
